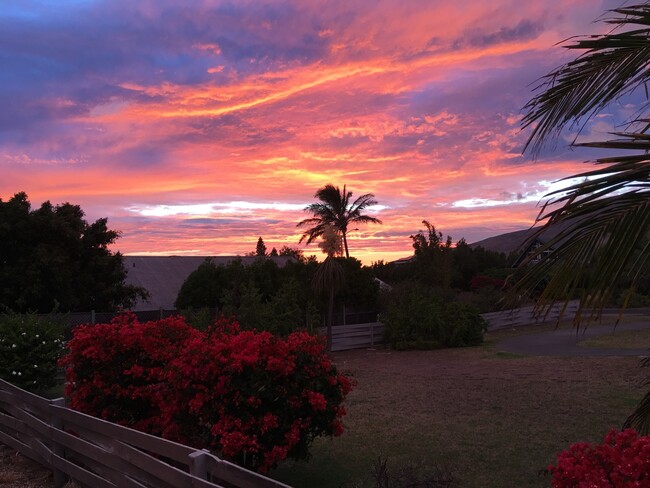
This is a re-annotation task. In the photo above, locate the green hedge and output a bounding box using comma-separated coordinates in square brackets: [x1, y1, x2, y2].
[382, 282, 486, 349]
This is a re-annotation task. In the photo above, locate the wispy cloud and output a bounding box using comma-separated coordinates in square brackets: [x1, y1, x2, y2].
[0, 0, 630, 262]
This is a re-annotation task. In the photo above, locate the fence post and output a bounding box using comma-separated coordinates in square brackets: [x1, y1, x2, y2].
[370, 323, 374, 346]
[49, 397, 68, 488]
[188, 450, 209, 480]
[91, 310, 95, 325]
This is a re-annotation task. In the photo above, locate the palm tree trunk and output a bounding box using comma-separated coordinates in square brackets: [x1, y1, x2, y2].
[326, 286, 334, 351]
[342, 232, 349, 258]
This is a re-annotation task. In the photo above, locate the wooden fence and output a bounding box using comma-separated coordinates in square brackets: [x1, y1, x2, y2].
[318, 322, 384, 352]
[318, 302, 582, 351]
[481, 300, 580, 331]
[0, 378, 290, 488]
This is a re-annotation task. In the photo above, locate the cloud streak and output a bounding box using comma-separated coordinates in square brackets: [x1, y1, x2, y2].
[0, 0, 631, 262]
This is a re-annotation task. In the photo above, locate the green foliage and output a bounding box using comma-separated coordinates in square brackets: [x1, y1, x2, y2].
[0, 311, 66, 392]
[372, 226, 509, 292]
[382, 282, 486, 350]
[0, 192, 146, 312]
[175, 258, 228, 309]
[176, 255, 379, 334]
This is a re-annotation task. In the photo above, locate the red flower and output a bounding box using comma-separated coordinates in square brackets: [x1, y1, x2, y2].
[62, 314, 353, 473]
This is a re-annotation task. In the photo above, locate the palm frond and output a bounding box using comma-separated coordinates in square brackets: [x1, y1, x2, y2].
[311, 256, 344, 294]
[523, 4, 650, 155]
[297, 183, 382, 257]
[512, 184, 650, 320]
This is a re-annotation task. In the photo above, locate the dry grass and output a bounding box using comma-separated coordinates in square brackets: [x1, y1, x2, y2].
[579, 327, 650, 349]
[272, 331, 645, 488]
[0, 445, 55, 488]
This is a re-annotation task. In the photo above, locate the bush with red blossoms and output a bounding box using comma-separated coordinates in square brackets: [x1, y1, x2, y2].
[60, 313, 201, 435]
[549, 429, 650, 487]
[60, 315, 352, 473]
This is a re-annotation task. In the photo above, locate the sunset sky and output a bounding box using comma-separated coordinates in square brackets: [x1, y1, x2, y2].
[1, 0, 633, 263]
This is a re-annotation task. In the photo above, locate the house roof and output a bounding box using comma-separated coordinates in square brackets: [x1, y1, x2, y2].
[123, 255, 294, 311]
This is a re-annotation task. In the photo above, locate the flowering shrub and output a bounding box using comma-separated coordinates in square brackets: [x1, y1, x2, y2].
[161, 318, 352, 472]
[60, 313, 201, 434]
[0, 312, 66, 392]
[61, 315, 352, 472]
[549, 429, 650, 486]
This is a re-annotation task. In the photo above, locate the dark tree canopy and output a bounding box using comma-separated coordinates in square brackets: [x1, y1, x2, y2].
[0, 192, 146, 313]
[175, 255, 379, 334]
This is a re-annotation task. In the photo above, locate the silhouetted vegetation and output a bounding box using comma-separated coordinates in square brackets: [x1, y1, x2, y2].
[175, 254, 379, 334]
[0, 192, 146, 313]
[298, 184, 382, 258]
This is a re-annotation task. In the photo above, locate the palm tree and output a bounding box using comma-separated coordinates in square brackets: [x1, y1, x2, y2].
[297, 184, 382, 258]
[517, 3, 650, 432]
[311, 225, 344, 351]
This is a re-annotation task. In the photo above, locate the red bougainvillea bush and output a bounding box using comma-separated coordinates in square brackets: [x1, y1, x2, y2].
[549, 429, 650, 487]
[60, 314, 352, 472]
[60, 313, 202, 435]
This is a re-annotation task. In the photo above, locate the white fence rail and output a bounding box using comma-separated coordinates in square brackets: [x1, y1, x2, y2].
[319, 302, 582, 352]
[318, 322, 385, 352]
[481, 300, 580, 331]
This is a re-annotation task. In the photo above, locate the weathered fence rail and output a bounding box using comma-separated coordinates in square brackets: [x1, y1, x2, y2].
[0, 378, 290, 488]
[318, 302, 584, 352]
[318, 322, 385, 352]
[481, 300, 580, 331]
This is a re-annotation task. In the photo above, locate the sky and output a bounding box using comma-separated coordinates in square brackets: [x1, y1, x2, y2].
[0, 0, 633, 263]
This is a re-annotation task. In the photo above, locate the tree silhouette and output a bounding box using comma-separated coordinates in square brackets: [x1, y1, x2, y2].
[255, 237, 267, 257]
[311, 225, 344, 351]
[297, 184, 382, 258]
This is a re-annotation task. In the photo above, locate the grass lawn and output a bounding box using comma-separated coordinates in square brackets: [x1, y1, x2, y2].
[271, 326, 647, 488]
[579, 327, 650, 350]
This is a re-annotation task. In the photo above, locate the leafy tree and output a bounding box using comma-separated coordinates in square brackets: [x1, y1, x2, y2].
[279, 245, 306, 262]
[297, 184, 382, 258]
[410, 220, 453, 288]
[0, 192, 145, 312]
[517, 4, 650, 431]
[176, 256, 325, 334]
[175, 258, 229, 310]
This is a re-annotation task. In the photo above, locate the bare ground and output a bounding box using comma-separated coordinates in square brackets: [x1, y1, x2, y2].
[0, 444, 56, 488]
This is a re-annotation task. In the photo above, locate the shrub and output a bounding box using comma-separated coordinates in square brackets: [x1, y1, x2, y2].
[61, 314, 352, 473]
[382, 283, 486, 349]
[549, 429, 650, 486]
[60, 313, 201, 434]
[0, 312, 66, 393]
